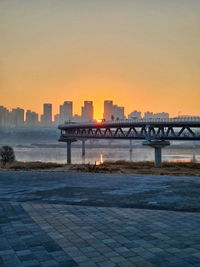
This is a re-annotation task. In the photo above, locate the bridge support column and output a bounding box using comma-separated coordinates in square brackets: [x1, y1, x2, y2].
[67, 141, 72, 164]
[154, 146, 162, 167]
[82, 140, 86, 157]
[129, 139, 133, 152]
[143, 140, 170, 167]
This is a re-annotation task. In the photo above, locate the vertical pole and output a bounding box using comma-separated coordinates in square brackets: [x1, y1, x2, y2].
[67, 141, 72, 164]
[129, 139, 133, 161]
[154, 146, 162, 167]
[192, 144, 197, 162]
[129, 139, 133, 152]
[82, 140, 86, 157]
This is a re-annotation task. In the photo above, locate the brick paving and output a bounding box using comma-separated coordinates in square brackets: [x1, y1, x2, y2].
[1, 171, 200, 211]
[22, 204, 200, 267]
[0, 202, 78, 267]
[0, 171, 200, 266]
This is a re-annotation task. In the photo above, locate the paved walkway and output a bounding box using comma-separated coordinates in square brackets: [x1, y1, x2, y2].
[1, 171, 200, 211]
[23, 203, 200, 267]
[0, 202, 77, 267]
[0, 171, 200, 266]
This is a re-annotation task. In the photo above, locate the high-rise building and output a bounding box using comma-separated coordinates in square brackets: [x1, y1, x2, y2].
[59, 101, 73, 123]
[113, 105, 125, 120]
[73, 114, 83, 123]
[103, 100, 125, 121]
[11, 108, 24, 127]
[41, 103, 52, 126]
[128, 110, 142, 120]
[81, 101, 94, 122]
[103, 100, 113, 121]
[26, 110, 39, 127]
[54, 114, 60, 125]
[0, 106, 10, 127]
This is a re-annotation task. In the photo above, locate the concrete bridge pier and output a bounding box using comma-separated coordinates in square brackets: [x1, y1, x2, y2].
[81, 140, 86, 164]
[82, 140, 86, 157]
[143, 140, 170, 167]
[66, 139, 77, 164]
[66, 141, 72, 164]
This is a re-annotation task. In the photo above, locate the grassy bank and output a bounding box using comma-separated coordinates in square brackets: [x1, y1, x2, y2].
[69, 161, 200, 176]
[0, 161, 65, 171]
[1, 160, 200, 176]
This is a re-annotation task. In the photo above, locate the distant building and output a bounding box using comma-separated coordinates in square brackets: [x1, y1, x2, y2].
[26, 110, 39, 127]
[103, 100, 113, 121]
[0, 106, 10, 127]
[144, 112, 154, 119]
[103, 100, 125, 121]
[73, 114, 83, 122]
[11, 108, 24, 127]
[54, 114, 60, 125]
[144, 112, 169, 119]
[177, 115, 200, 119]
[41, 104, 52, 126]
[59, 101, 73, 123]
[81, 101, 94, 122]
[128, 110, 142, 120]
[113, 105, 125, 120]
[154, 112, 169, 119]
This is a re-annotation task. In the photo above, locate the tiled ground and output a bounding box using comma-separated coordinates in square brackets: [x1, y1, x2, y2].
[1, 171, 200, 211]
[23, 203, 200, 267]
[1, 171, 200, 266]
[0, 202, 78, 267]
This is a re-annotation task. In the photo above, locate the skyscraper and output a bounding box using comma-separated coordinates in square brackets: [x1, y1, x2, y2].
[103, 100, 113, 121]
[59, 101, 73, 123]
[11, 108, 24, 127]
[0, 106, 10, 127]
[81, 101, 94, 122]
[103, 100, 125, 121]
[41, 103, 52, 126]
[26, 110, 39, 127]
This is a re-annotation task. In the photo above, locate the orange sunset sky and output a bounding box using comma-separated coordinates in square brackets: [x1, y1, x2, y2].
[1, 0, 200, 119]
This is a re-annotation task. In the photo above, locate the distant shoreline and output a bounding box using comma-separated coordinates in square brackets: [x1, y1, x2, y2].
[13, 143, 200, 150]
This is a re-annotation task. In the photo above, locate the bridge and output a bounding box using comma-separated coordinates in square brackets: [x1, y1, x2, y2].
[58, 118, 200, 167]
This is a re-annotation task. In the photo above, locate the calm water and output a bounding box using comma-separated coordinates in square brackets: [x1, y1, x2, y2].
[13, 146, 199, 164]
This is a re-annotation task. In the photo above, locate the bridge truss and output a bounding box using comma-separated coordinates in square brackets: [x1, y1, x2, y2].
[58, 120, 200, 166]
[59, 121, 200, 141]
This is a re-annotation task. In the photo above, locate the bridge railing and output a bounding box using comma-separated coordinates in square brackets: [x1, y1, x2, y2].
[104, 117, 200, 124]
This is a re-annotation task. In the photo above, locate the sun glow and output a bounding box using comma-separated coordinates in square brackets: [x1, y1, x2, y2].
[96, 154, 104, 165]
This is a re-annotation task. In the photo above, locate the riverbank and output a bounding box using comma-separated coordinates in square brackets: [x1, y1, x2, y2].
[1, 160, 200, 176]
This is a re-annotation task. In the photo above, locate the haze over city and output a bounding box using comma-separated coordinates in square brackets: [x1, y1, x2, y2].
[1, 0, 200, 118]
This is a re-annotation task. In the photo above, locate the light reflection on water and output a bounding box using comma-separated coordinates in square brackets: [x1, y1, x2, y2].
[13, 146, 199, 164]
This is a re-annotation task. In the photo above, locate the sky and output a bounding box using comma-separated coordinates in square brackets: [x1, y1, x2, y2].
[0, 0, 200, 119]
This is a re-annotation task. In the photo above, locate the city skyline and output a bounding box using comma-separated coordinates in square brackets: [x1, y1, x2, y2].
[0, 99, 196, 121]
[1, 0, 200, 119]
[1, 99, 199, 128]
